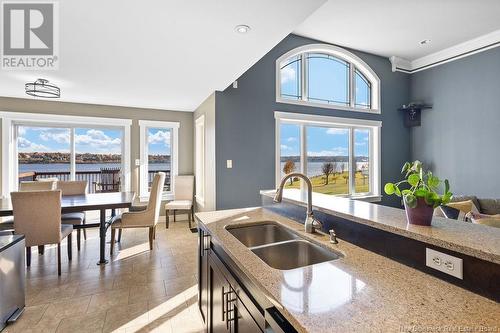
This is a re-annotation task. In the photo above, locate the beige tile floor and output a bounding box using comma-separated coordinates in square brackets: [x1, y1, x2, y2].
[4, 216, 204, 333]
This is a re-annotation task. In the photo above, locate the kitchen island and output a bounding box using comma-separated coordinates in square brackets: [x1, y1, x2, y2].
[195, 207, 499, 333]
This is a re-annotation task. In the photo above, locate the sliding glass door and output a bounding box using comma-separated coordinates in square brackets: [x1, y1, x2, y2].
[75, 128, 123, 192]
[15, 124, 124, 193]
[17, 126, 71, 181]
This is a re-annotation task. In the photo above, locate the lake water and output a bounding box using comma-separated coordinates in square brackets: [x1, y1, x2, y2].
[19, 163, 170, 173]
[20, 162, 366, 177]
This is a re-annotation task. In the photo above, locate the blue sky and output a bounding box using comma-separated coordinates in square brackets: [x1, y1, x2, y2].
[281, 54, 370, 107]
[147, 128, 171, 155]
[280, 124, 369, 157]
[17, 126, 171, 155]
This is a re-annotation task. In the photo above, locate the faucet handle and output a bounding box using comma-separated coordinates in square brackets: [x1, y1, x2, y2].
[329, 229, 339, 244]
[312, 218, 323, 230]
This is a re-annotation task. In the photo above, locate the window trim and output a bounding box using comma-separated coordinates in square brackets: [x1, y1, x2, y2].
[275, 111, 381, 201]
[138, 120, 179, 201]
[195, 115, 205, 207]
[276, 44, 381, 114]
[0, 111, 132, 198]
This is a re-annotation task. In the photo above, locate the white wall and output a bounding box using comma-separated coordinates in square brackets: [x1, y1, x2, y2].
[0, 97, 194, 211]
[194, 93, 216, 211]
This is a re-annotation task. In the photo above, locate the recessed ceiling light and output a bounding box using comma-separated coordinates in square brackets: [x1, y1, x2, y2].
[420, 39, 431, 45]
[235, 25, 251, 34]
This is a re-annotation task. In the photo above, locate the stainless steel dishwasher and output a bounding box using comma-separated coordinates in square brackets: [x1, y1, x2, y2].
[0, 234, 25, 331]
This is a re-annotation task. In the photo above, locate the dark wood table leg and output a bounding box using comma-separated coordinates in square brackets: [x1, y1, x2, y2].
[97, 208, 108, 265]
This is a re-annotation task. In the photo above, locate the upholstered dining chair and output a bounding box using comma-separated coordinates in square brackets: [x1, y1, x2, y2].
[0, 180, 58, 234]
[109, 172, 165, 255]
[19, 180, 57, 191]
[164, 175, 195, 229]
[11, 190, 73, 276]
[57, 180, 88, 251]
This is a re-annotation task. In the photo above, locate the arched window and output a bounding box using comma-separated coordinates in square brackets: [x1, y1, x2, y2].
[276, 44, 380, 113]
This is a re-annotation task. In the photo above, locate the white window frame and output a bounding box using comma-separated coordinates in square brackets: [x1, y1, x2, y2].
[0, 111, 132, 198]
[195, 115, 205, 207]
[275, 111, 381, 201]
[138, 120, 179, 201]
[276, 43, 381, 114]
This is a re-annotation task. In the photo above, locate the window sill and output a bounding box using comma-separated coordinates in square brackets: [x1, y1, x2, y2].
[277, 189, 381, 203]
[350, 195, 382, 203]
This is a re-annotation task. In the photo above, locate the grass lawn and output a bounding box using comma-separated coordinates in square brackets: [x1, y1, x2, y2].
[284, 171, 369, 195]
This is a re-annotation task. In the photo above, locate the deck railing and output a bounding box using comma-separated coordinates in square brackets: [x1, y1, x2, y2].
[18, 169, 171, 193]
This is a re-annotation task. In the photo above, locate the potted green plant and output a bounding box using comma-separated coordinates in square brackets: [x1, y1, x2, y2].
[384, 161, 452, 226]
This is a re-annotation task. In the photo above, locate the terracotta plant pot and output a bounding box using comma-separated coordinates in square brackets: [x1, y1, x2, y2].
[404, 197, 434, 226]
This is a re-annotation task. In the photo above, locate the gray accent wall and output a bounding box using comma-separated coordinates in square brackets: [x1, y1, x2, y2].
[215, 34, 411, 209]
[410, 47, 500, 198]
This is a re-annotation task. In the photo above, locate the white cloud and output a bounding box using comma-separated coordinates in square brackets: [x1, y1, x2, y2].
[280, 66, 296, 84]
[148, 130, 171, 146]
[39, 129, 70, 144]
[286, 137, 297, 142]
[280, 144, 291, 150]
[326, 128, 348, 135]
[308, 147, 348, 156]
[18, 137, 49, 152]
[75, 129, 121, 153]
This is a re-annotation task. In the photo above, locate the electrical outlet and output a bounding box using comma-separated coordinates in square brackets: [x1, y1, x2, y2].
[425, 248, 463, 279]
[226, 160, 233, 169]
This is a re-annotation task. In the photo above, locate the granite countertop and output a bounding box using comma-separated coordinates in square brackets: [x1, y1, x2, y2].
[261, 189, 500, 265]
[196, 207, 500, 333]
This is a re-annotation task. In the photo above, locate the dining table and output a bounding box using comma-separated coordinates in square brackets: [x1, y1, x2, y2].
[0, 191, 136, 265]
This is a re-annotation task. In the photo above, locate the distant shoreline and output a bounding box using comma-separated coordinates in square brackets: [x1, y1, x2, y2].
[19, 161, 167, 164]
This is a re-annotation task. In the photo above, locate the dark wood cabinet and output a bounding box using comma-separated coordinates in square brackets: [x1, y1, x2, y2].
[199, 229, 264, 333]
[198, 229, 209, 323]
[233, 294, 263, 333]
[209, 256, 230, 332]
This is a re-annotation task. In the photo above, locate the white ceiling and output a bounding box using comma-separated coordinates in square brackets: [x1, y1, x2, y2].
[294, 0, 500, 61]
[0, 0, 326, 111]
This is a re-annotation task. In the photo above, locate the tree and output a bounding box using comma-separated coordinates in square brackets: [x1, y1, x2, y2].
[321, 162, 334, 185]
[283, 160, 296, 185]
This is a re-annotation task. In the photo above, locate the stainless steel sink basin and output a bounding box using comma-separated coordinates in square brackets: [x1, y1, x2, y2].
[251, 240, 341, 270]
[227, 222, 299, 247]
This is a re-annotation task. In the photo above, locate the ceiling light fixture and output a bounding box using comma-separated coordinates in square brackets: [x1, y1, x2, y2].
[25, 78, 60, 98]
[420, 39, 431, 45]
[235, 25, 251, 34]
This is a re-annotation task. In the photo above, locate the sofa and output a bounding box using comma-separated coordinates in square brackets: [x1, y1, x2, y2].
[450, 196, 500, 215]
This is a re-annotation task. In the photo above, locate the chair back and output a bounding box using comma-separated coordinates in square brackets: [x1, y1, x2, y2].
[19, 180, 56, 191]
[11, 190, 62, 247]
[174, 175, 194, 201]
[57, 180, 88, 196]
[97, 168, 121, 192]
[147, 172, 166, 224]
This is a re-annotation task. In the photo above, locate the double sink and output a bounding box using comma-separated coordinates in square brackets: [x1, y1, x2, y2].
[226, 222, 342, 270]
